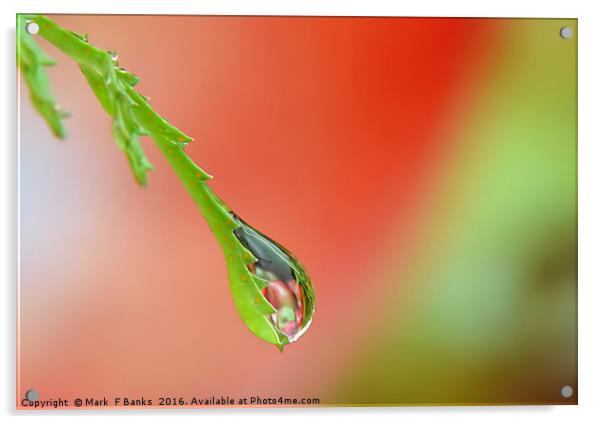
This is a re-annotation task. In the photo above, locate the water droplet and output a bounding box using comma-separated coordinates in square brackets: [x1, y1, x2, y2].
[232, 214, 315, 344]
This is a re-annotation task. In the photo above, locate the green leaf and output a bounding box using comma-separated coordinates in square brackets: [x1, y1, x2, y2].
[17, 14, 315, 350]
[17, 15, 68, 139]
[19, 14, 156, 185]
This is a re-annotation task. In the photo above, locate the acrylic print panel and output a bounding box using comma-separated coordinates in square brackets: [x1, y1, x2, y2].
[17, 15, 577, 408]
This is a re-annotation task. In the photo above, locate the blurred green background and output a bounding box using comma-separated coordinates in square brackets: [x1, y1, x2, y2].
[338, 19, 577, 405]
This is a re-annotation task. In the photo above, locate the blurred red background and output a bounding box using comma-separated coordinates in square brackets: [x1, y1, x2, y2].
[18, 15, 497, 405]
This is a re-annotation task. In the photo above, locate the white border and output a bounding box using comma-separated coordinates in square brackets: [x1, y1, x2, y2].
[2, 1, 601, 423]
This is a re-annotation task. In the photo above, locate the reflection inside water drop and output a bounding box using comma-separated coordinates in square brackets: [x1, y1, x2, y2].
[251, 263, 304, 338]
[232, 214, 314, 343]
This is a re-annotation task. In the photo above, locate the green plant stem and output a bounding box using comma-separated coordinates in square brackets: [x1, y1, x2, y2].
[152, 134, 232, 239]
[151, 133, 287, 348]
[19, 14, 289, 349]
